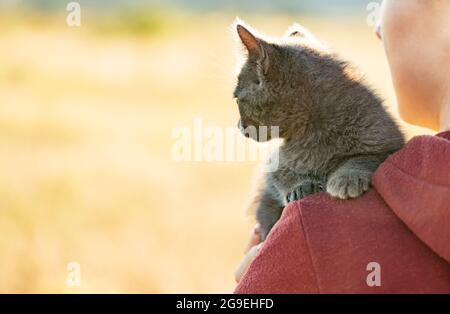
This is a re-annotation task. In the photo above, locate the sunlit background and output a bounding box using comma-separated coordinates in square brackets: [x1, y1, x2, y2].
[0, 0, 433, 293]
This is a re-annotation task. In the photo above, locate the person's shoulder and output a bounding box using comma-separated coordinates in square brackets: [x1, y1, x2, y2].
[286, 189, 387, 225]
[385, 132, 450, 166]
[279, 189, 397, 253]
[373, 132, 450, 190]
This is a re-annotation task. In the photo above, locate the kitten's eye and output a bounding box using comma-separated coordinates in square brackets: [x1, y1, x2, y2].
[254, 79, 261, 85]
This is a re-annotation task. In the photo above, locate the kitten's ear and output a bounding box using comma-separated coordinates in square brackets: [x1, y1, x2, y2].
[235, 23, 270, 74]
[285, 23, 313, 39]
[236, 24, 262, 58]
[284, 23, 328, 51]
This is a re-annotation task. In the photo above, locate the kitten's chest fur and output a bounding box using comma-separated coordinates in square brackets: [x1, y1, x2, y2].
[268, 139, 338, 198]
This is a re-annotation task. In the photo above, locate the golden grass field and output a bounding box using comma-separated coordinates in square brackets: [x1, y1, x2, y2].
[0, 10, 433, 293]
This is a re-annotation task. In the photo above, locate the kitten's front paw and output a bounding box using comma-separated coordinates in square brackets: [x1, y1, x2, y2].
[326, 170, 371, 200]
[285, 180, 324, 203]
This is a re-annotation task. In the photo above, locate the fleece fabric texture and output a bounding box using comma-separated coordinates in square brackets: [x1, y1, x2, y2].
[235, 131, 450, 294]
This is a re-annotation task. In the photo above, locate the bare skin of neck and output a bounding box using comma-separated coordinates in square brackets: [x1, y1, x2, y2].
[440, 96, 450, 132]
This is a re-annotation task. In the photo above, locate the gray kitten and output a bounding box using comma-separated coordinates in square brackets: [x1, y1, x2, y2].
[233, 22, 405, 240]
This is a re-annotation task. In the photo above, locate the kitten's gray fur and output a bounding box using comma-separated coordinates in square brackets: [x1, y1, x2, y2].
[233, 22, 405, 240]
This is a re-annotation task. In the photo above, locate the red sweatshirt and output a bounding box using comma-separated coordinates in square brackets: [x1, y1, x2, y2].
[235, 131, 450, 293]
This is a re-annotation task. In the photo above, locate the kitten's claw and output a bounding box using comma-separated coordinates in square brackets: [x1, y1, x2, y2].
[285, 181, 324, 203]
[326, 170, 371, 199]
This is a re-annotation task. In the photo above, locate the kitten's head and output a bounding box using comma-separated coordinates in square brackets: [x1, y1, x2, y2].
[233, 20, 332, 142]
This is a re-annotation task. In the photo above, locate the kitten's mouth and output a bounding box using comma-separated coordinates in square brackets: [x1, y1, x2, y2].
[237, 119, 250, 138]
[238, 119, 263, 141]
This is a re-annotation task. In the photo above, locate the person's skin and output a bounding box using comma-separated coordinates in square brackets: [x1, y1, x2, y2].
[378, 0, 450, 131]
[235, 0, 450, 283]
[234, 226, 262, 282]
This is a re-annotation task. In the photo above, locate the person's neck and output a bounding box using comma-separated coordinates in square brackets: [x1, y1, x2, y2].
[440, 95, 450, 131]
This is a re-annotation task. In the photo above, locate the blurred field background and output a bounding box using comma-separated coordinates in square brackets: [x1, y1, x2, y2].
[0, 0, 433, 293]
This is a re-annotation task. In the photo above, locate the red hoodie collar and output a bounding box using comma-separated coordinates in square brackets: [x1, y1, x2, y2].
[373, 132, 450, 263]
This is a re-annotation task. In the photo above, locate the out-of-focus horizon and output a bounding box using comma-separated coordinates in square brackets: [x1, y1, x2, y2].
[1, 0, 380, 13]
[0, 0, 432, 293]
